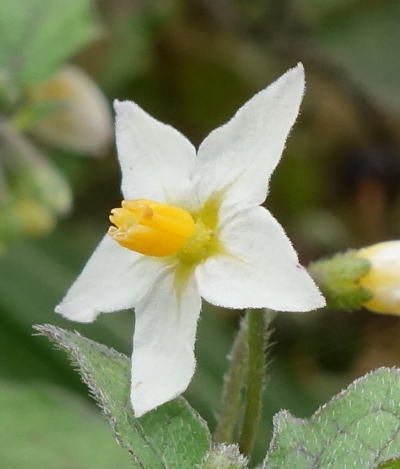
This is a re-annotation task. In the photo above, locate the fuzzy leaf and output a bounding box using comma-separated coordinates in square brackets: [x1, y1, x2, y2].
[34, 324, 211, 469]
[263, 368, 400, 469]
[377, 459, 400, 469]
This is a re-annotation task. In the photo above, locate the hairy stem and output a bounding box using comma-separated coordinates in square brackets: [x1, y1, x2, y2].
[238, 309, 265, 458]
[214, 315, 249, 443]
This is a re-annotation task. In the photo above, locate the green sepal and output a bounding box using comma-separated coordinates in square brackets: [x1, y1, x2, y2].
[202, 444, 248, 469]
[309, 251, 372, 310]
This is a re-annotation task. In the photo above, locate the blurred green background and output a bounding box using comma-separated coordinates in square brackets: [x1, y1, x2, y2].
[1, 0, 400, 467]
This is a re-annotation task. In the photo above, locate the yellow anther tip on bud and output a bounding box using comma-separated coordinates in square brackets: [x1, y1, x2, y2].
[108, 199, 195, 257]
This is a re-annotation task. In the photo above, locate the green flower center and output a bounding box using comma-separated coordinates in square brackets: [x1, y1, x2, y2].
[172, 193, 226, 296]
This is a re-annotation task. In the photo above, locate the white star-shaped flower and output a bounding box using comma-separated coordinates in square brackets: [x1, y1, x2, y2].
[56, 63, 325, 417]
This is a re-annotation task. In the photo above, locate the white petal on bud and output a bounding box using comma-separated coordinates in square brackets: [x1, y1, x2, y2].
[28, 65, 113, 156]
[358, 241, 400, 315]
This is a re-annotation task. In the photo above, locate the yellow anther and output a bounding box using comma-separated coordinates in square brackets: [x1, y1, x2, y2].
[108, 199, 195, 257]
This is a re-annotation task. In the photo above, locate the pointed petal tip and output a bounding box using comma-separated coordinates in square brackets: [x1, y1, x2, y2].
[132, 403, 149, 419]
[273, 63, 304, 95]
[113, 99, 139, 117]
[311, 292, 326, 310]
[318, 291, 327, 307]
[112, 99, 120, 111]
[294, 289, 326, 312]
[284, 272, 326, 313]
[287, 62, 305, 85]
[54, 301, 98, 323]
[131, 389, 163, 418]
[131, 386, 183, 418]
[54, 302, 75, 319]
[113, 99, 127, 113]
[288, 62, 304, 75]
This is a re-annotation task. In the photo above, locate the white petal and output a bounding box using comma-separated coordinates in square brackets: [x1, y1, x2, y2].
[114, 100, 196, 204]
[55, 234, 162, 322]
[196, 206, 325, 311]
[359, 241, 400, 271]
[193, 64, 305, 211]
[131, 268, 201, 417]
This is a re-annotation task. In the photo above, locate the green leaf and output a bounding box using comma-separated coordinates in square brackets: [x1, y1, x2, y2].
[377, 458, 400, 469]
[263, 368, 400, 469]
[0, 0, 99, 85]
[34, 324, 211, 469]
[0, 381, 134, 468]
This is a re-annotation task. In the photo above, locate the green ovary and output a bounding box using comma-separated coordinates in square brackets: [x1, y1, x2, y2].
[173, 193, 226, 295]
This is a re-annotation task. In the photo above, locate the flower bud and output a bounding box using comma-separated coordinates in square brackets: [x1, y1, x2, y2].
[27, 65, 112, 155]
[308, 252, 372, 310]
[202, 444, 247, 469]
[357, 241, 400, 315]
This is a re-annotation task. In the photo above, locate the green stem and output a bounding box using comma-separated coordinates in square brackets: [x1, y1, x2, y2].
[239, 309, 265, 458]
[214, 315, 249, 443]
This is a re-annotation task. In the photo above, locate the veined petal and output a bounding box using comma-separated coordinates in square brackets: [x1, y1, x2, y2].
[131, 268, 201, 417]
[193, 64, 305, 211]
[196, 206, 325, 311]
[114, 100, 196, 204]
[55, 234, 162, 323]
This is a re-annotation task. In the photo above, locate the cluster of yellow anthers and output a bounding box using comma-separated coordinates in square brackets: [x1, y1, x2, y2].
[109, 200, 196, 257]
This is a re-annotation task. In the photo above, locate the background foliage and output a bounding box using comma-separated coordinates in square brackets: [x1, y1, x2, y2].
[1, 0, 400, 466]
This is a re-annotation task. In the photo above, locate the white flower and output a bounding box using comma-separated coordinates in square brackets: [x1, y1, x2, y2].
[56, 63, 325, 417]
[357, 241, 400, 315]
